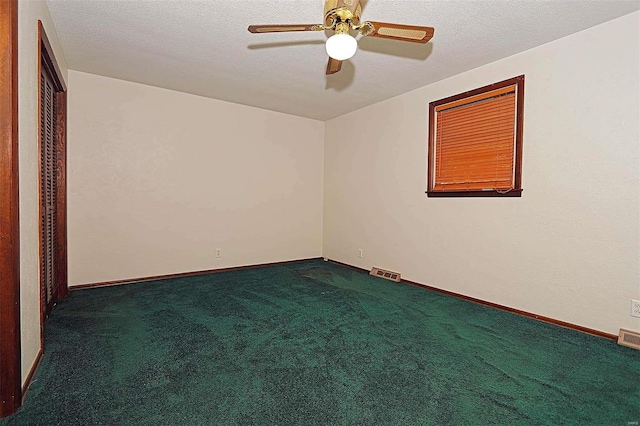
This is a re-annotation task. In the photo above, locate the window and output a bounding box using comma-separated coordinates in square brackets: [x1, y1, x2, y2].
[427, 75, 524, 197]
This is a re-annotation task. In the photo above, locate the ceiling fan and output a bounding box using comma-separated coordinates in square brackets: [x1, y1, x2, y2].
[248, 0, 434, 75]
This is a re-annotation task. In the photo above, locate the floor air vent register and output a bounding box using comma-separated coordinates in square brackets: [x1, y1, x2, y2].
[618, 329, 640, 350]
[370, 267, 401, 282]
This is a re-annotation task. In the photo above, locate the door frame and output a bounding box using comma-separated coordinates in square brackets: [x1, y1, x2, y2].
[0, 13, 69, 418]
[37, 20, 68, 336]
[0, 0, 21, 418]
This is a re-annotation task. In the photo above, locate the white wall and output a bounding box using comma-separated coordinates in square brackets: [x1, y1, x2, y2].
[18, 1, 68, 382]
[323, 12, 640, 335]
[67, 71, 324, 286]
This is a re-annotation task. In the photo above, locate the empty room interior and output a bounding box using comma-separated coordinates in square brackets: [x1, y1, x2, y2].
[1, 0, 639, 424]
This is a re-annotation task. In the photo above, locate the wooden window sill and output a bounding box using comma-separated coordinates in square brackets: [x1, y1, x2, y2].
[426, 189, 523, 197]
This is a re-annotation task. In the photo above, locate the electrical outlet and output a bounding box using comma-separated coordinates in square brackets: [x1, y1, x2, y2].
[632, 300, 640, 318]
[215, 248, 222, 258]
[358, 249, 363, 258]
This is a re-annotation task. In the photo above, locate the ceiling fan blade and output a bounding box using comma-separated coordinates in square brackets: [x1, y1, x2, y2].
[363, 21, 434, 44]
[248, 24, 322, 33]
[326, 58, 343, 75]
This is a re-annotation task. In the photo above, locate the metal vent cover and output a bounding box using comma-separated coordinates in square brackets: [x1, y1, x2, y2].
[370, 267, 401, 282]
[618, 328, 640, 350]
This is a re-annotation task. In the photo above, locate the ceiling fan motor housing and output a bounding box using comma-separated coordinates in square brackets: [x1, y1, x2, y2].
[324, 0, 362, 28]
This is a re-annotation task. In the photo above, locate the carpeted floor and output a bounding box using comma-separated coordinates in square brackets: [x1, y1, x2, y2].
[2, 259, 639, 425]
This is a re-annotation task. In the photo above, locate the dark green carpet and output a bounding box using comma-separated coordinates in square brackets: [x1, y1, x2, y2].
[2, 260, 639, 425]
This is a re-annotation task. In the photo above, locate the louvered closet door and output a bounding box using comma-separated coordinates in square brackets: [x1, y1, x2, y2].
[40, 68, 58, 315]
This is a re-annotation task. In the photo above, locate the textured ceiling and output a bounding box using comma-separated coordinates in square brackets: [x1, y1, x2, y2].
[47, 0, 639, 121]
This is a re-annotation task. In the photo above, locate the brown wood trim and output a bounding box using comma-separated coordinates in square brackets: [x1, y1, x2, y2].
[38, 22, 65, 92]
[327, 259, 617, 340]
[71, 257, 324, 291]
[37, 20, 44, 346]
[427, 99, 435, 194]
[426, 189, 523, 198]
[55, 91, 68, 300]
[432, 75, 524, 108]
[0, 0, 21, 418]
[513, 75, 525, 190]
[20, 347, 43, 401]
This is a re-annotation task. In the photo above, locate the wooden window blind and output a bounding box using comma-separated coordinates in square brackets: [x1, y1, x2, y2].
[428, 75, 524, 197]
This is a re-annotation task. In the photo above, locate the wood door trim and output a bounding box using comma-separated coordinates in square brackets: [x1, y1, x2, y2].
[55, 91, 68, 300]
[37, 20, 68, 346]
[0, 0, 21, 418]
[39, 22, 65, 92]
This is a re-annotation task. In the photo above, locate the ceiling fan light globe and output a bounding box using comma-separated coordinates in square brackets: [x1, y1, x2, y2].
[325, 33, 357, 60]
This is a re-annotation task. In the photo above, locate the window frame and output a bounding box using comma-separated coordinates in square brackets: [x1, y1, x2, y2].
[427, 75, 525, 197]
